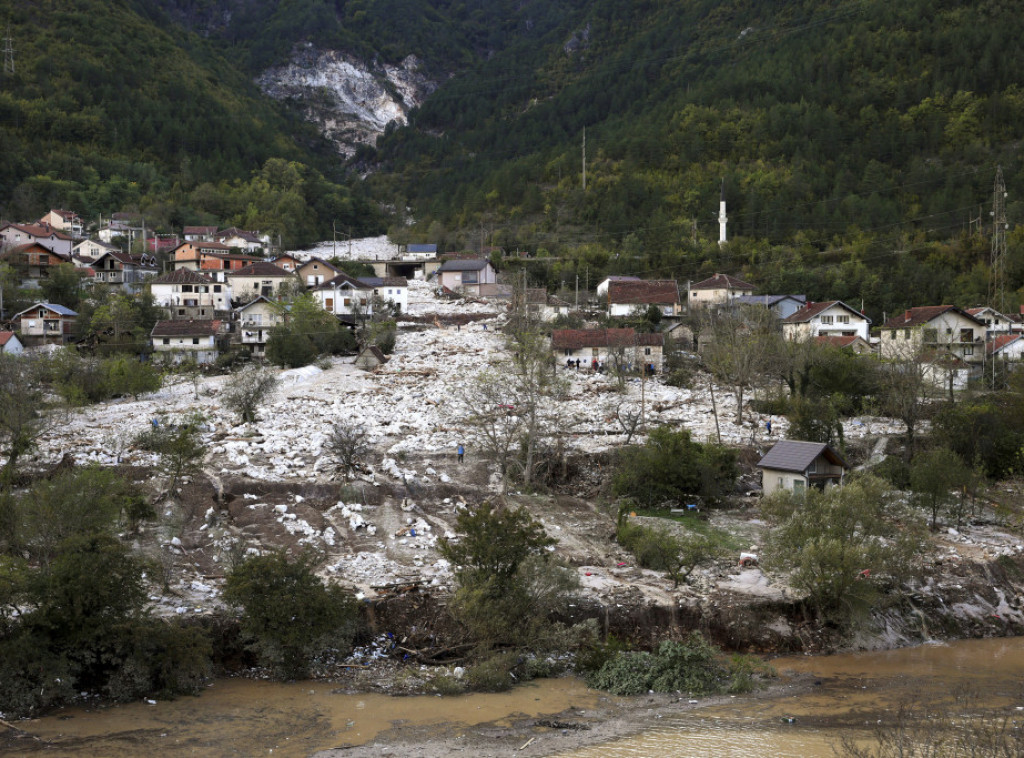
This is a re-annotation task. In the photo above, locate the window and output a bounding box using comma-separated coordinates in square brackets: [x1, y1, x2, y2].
[821, 315, 834, 324]
[923, 328, 938, 343]
[182, 285, 193, 293]
[214, 285, 221, 293]
[960, 329, 973, 343]
[903, 329, 910, 339]
[836, 315, 849, 324]
[564, 349, 572, 356]
[792, 479, 805, 492]
[162, 338, 170, 345]
[644, 347, 652, 355]
[963, 346, 974, 356]
[192, 338, 199, 345]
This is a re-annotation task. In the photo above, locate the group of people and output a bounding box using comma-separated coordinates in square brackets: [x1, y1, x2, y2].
[563, 357, 658, 376]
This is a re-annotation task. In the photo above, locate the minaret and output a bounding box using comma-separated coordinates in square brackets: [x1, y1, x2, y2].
[718, 179, 727, 246]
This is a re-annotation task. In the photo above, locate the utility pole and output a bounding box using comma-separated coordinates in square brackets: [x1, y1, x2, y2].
[332, 220, 337, 259]
[581, 127, 587, 191]
[2, 23, 14, 76]
[990, 165, 1008, 312]
[575, 273, 579, 310]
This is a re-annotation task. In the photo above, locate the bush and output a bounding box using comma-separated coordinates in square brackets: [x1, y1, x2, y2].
[223, 550, 359, 679]
[588, 634, 729, 695]
[616, 520, 718, 586]
[612, 426, 738, 507]
[466, 650, 519, 692]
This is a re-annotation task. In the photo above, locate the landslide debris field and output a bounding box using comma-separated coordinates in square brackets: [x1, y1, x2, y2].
[24, 280, 1024, 650]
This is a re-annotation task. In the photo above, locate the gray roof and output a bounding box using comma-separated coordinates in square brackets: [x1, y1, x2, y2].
[733, 294, 806, 307]
[15, 302, 78, 317]
[757, 440, 847, 474]
[438, 259, 489, 272]
[408, 244, 437, 253]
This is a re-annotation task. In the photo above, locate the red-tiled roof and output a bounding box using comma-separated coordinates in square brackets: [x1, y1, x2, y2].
[690, 273, 755, 291]
[228, 261, 293, 277]
[151, 319, 221, 337]
[988, 334, 1022, 355]
[0, 331, 17, 346]
[183, 226, 218, 235]
[551, 328, 664, 350]
[815, 335, 868, 349]
[880, 306, 980, 329]
[607, 280, 679, 305]
[2, 222, 72, 240]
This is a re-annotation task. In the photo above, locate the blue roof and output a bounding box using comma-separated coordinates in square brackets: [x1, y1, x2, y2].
[733, 294, 806, 307]
[40, 303, 77, 316]
[407, 244, 437, 253]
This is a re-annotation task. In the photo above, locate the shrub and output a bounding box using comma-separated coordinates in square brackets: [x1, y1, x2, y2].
[466, 650, 518, 692]
[223, 550, 359, 679]
[588, 634, 726, 695]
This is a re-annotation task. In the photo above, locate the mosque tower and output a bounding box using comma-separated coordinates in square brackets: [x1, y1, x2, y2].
[718, 179, 727, 246]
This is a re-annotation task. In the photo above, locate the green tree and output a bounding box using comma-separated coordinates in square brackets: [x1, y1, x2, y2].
[437, 502, 577, 645]
[223, 550, 359, 679]
[909, 447, 971, 530]
[763, 476, 923, 625]
[39, 262, 82, 310]
[134, 412, 208, 495]
[612, 426, 737, 507]
[104, 355, 162, 400]
[0, 354, 48, 485]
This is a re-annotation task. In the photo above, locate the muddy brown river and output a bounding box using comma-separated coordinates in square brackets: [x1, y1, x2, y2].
[8, 637, 1024, 757]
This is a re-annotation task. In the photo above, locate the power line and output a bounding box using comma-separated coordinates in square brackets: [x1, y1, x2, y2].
[2, 22, 14, 76]
[989, 165, 1008, 312]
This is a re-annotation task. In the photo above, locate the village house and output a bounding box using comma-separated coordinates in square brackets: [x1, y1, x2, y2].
[73, 239, 121, 262]
[757, 440, 848, 497]
[183, 226, 219, 242]
[226, 261, 297, 302]
[405, 243, 437, 260]
[732, 294, 807, 319]
[0, 242, 71, 283]
[0, 331, 24, 355]
[311, 273, 372, 321]
[97, 213, 140, 245]
[878, 306, 985, 364]
[271, 253, 304, 273]
[217, 227, 267, 254]
[39, 209, 84, 239]
[150, 320, 223, 364]
[607, 279, 680, 318]
[88, 251, 158, 293]
[966, 307, 1017, 337]
[234, 296, 286, 356]
[551, 328, 664, 371]
[358, 276, 409, 312]
[436, 259, 497, 296]
[523, 287, 570, 322]
[595, 275, 641, 300]
[149, 269, 233, 319]
[0, 222, 73, 257]
[12, 303, 78, 344]
[688, 273, 756, 309]
[988, 334, 1024, 363]
[171, 242, 264, 281]
[782, 300, 871, 342]
[297, 258, 343, 288]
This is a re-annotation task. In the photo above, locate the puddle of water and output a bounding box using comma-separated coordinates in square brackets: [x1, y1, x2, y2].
[15, 676, 605, 758]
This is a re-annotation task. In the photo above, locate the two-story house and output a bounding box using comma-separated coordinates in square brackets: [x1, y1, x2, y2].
[732, 294, 807, 320]
[149, 269, 233, 319]
[688, 273, 756, 309]
[234, 296, 287, 356]
[357, 276, 409, 312]
[436, 259, 497, 296]
[879, 306, 985, 364]
[183, 226, 218, 242]
[311, 273, 372, 321]
[297, 258, 343, 288]
[226, 261, 297, 302]
[12, 302, 78, 344]
[965, 307, 1016, 338]
[150, 320, 224, 365]
[39, 209, 84, 239]
[170, 242, 263, 281]
[0, 242, 71, 283]
[73, 239, 121, 263]
[0, 223, 73, 257]
[781, 301, 871, 342]
[88, 251, 158, 293]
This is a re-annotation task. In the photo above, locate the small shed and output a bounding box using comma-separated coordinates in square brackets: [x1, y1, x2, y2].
[757, 440, 848, 497]
[355, 345, 389, 370]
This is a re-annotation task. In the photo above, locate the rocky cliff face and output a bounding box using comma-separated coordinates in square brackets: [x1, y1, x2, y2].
[256, 45, 438, 157]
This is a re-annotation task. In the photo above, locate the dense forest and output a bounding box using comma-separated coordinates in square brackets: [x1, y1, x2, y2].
[2, 0, 1024, 318]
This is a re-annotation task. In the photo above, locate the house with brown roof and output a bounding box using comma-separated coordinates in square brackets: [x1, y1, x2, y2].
[551, 328, 664, 371]
[151, 319, 224, 364]
[688, 273, 755, 308]
[149, 269, 233, 319]
[73, 239, 120, 262]
[436, 259, 497, 296]
[878, 306, 985, 364]
[297, 257, 342, 288]
[217, 228, 266, 254]
[171, 242, 264, 281]
[607, 280, 680, 318]
[0, 242, 71, 282]
[595, 275, 641, 299]
[814, 335, 872, 355]
[310, 273, 372, 320]
[89, 251, 158, 293]
[0, 223, 73, 256]
[782, 301, 871, 342]
[271, 253, 304, 272]
[966, 307, 1016, 337]
[355, 345, 389, 370]
[183, 226, 219, 242]
[757, 440, 848, 497]
[226, 261, 298, 302]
